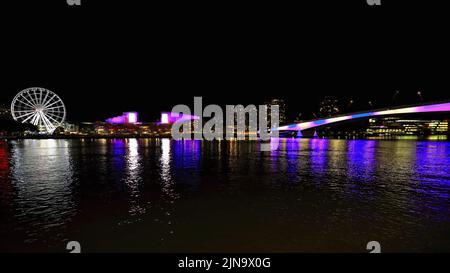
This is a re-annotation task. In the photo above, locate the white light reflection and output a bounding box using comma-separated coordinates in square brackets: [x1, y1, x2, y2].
[125, 138, 145, 218]
[10, 139, 75, 243]
[159, 138, 177, 241]
[160, 138, 173, 189]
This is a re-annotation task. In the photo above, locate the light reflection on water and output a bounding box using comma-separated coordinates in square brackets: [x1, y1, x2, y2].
[2, 139, 76, 243]
[0, 138, 450, 252]
[124, 138, 145, 220]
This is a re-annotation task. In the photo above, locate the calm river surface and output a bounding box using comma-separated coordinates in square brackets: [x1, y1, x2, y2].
[1, 138, 450, 252]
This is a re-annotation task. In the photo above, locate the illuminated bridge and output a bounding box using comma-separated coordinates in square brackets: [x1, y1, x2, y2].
[276, 101, 450, 132]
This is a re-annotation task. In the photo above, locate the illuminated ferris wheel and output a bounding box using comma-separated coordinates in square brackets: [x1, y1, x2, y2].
[11, 87, 66, 134]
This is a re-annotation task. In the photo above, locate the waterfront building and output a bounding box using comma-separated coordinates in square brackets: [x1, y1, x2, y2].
[74, 121, 172, 137]
[62, 122, 80, 134]
[367, 117, 449, 136]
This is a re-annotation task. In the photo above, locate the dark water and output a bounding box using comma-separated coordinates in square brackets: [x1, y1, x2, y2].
[1, 138, 450, 253]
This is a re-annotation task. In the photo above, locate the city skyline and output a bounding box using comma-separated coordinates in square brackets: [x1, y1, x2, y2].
[1, 91, 449, 123]
[2, 89, 449, 140]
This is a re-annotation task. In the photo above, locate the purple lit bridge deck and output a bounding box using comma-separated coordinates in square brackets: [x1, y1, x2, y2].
[276, 101, 450, 132]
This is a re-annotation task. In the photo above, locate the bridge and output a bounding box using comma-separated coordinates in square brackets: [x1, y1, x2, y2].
[276, 101, 450, 132]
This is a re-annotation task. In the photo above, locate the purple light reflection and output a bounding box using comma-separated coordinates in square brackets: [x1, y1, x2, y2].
[346, 140, 377, 182]
[309, 139, 329, 176]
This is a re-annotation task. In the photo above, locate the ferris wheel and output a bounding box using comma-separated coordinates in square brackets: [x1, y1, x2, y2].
[11, 87, 66, 134]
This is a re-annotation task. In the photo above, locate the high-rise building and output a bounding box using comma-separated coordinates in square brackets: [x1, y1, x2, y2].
[318, 96, 340, 118]
[265, 99, 286, 126]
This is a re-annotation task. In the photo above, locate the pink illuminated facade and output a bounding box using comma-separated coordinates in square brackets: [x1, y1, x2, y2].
[159, 112, 200, 124]
[106, 112, 139, 124]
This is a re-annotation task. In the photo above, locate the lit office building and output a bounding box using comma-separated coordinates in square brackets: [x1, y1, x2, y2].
[265, 99, 286, 126]
[367, 117, 449, 136]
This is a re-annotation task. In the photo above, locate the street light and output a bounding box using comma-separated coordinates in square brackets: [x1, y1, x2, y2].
[347, 99, 354, 110]
[417, 91, 423, 101]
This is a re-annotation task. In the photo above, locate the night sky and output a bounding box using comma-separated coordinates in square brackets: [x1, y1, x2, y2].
[1, 1, 449, 122]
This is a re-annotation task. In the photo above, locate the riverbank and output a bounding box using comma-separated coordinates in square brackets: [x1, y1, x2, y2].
[0, 135, 172, 140]
[1, 135, 449, 141]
